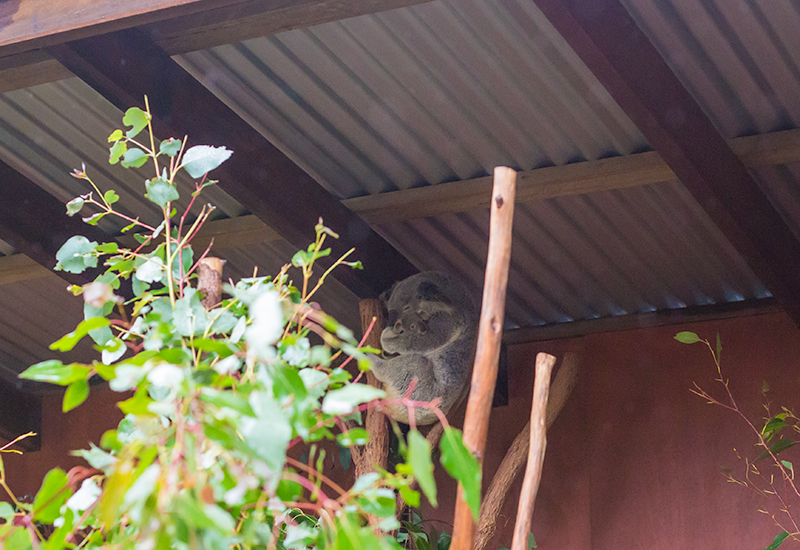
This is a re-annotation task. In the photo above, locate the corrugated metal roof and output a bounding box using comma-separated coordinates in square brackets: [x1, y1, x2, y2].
[0, 78, 246, 232]
[620, 0, 800, 139]
[176, 0, 648, 199]
[374, 180, 766, 328]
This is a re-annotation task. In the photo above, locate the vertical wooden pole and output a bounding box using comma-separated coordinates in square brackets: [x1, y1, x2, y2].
[451, 166, 517, 550]
[352, 298, 389, 479]
[510, 352, 555, 550]
[196, 257, 224, 309]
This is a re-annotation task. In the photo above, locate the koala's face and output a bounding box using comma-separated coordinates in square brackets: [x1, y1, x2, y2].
[380, 273, 471, 354]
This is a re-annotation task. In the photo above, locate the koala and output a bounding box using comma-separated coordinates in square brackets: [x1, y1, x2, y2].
[370, 272, 479, 425]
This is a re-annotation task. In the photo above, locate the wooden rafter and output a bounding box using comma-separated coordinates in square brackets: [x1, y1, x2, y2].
[0, 0, 433, 93]
[528, 0, 800, 326]
[343, 128, 800, 224]
[0, 158, 114, 288]
[48, 28, 417, 299]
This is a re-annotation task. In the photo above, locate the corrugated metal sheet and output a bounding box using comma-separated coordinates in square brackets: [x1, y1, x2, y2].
[176, 0, 648, 199]
[374, 180, 766, 328]
[620, 0, 800, 139]
[0, 78, 246, 232]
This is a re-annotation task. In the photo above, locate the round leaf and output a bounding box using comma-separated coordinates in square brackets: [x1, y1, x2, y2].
[123, 106, 149, 138]
[145, 177, 180, 208]
[181, 145, 233, 178]
[55, 235, 99, 274]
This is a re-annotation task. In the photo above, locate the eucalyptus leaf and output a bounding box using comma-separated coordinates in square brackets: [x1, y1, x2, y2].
[50, 317, 111, 351]
[674, 331, 700, 344]
[406, 430, 438, 507]
[55, 235, 99, 273]
[123, 107, 149, 139]
[321, 384, 385, 416]
[19, 360, 90, 386]
[159, 138, 182, 156]
[181, 145, 233, 178]
[121, 147, 149, 168]
[66, 197, 84, 216]
[440, 427, 481, 521]
[63, 379, 90, 412]
[145, 177, 180, 208]
[32, 468, 71, 523]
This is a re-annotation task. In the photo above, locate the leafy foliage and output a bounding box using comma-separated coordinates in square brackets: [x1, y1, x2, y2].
[1, 100, 481, 550]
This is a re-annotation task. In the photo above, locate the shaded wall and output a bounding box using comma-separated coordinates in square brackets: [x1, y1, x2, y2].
[3, 310, 800, 548]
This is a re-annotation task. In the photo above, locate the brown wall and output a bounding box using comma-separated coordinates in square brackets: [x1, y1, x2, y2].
[3, 310, 799, 548]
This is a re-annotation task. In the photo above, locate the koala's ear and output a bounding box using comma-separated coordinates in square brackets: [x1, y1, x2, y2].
[379, 281, 398, 304]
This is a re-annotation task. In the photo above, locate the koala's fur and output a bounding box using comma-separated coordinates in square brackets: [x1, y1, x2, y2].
[370, 272, 479, 425]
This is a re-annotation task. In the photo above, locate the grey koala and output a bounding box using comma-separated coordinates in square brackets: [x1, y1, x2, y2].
[370, 272, 479, 425]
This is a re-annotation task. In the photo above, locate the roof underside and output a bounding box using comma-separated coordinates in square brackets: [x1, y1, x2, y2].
[1, 0, 799, 379]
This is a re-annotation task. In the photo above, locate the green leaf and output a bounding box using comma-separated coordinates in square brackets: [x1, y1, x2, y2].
[20, 360, 91, 386]
[159, 137, 182, 156]
[108, 129, 124, 142]
[440, 427, 481, 521]
[406, 430, 437, 507]
[173, 288, 209, 336]
[0, 501, 14, 520]
[55, 235, 99, 274]
[123, 106, 149, 139]
[134, 255, 165, 284]
[756, 438, 798, 462]
[104, 189, 120, 205]
[764, 532, 789, 550]
[321, 384, 385, 415]
[72, 443, 116, 469]
[674, 331, 700, 344]
[528, 531, 537, 549]
[50, 317, 111, 351]
[240, 391, 291, 472]
[121, 147, 149, 168]
[781, 460, 793, 474]
[82, 212, 107, 225]
[66, 197, 84, 216]
[199, 388, 255, 417]
[145, 177, 179, 208]
[32, 468, 70, 523]
[63, 379, 90, 412]
[109, 140, 127, 164]
[181, 145, 233, 178]
[337, 428, 369, 447]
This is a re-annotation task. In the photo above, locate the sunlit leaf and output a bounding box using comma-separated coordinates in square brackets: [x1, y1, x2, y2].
[55, 235, 98, 274]
[50, 317, 111, 351]
[66, 197, 84, 216]
[108, 129, 123, 142]
[19, 360, 90, 386]
[145, 177, 179, 208]
[32, 468, 70, 523]
[123, 106, 149, 139]
[181, 145, 232, 178]
[121, 147, 149, 168]
[159, 137, 182, 156]
[63, 379, 90, 412]
[321, 384, 385, 416]
[109, 140, 127, 164]
[337, 428, 369, 447]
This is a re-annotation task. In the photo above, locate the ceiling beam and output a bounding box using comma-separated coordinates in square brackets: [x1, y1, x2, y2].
[0, 0, 433, 93]
[343, 128, 800, 224]
[48, 29, 417, 298]
[526, 0, 800, 327]
[0, 158, 116, 288]
[504, 297, 780, 345]
[1, 214, 281, 286]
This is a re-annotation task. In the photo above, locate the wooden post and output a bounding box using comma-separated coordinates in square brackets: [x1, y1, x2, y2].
[510, 352, 555, 550]
[474, 353, 579, 550]
[450, 166, 517, 550]
[351, 298, 389, 479]
[196, 257, 224, 309]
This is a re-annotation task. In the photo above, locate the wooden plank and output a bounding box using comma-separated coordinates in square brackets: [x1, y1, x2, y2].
[343, 128, 800, 224]
[0, 377, 41, 452]
[0, 254, 54, 286]
[0, 0, 433, 93]
[48, 29, 418, 298]
[503, 298, 780, 345]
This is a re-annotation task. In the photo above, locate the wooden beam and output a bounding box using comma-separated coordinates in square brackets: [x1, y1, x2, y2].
[1, 214, 280, 286]
[343, 128, 800, 224]
[530, 0, 800, 325]
[48, 29, 417, 298]
[0, 158, 115, 288]
[0, 0, 433, 93]
[503, 297, 781, 345]
[0, 377, 41, 452]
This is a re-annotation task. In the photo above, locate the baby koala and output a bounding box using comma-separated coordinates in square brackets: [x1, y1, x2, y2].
[370, 272, 479, 425]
